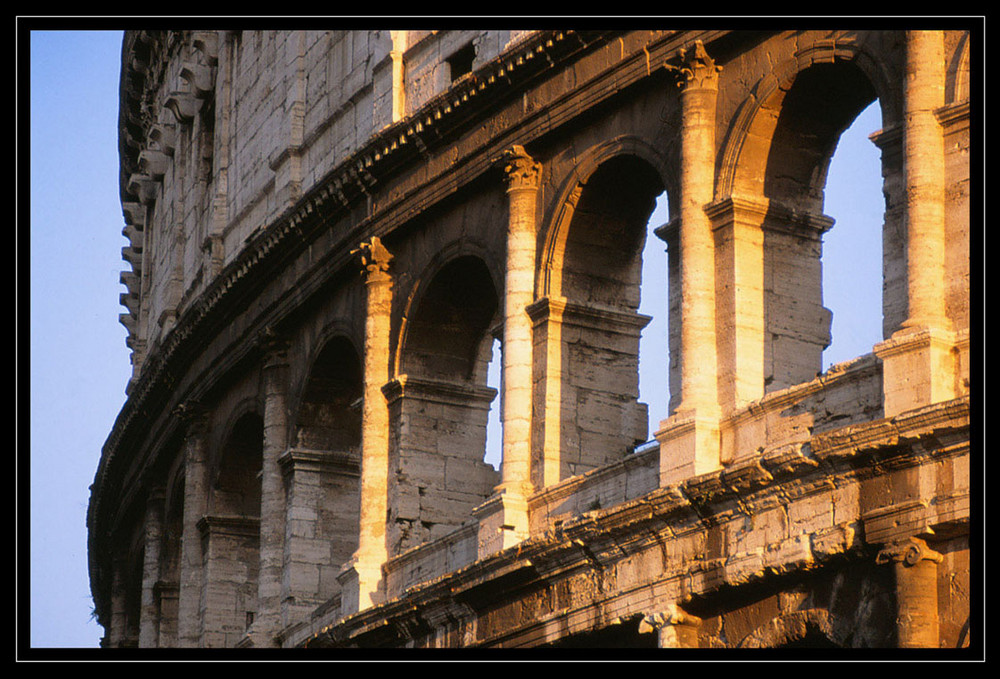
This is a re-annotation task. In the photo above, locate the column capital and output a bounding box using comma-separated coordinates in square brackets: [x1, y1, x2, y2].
[876, 536, 943, 567]
[256, 325, 291, 360]
[173, 401, 209, 436]
[638, 605, 702, 648]
[665, 40, 722, 91]
[499, 145, 542, 193]
[352, 236, 394, 282]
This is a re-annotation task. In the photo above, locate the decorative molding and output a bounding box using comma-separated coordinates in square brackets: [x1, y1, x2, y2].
[499, 144, 541, 193]
[664, 40, 721, 90]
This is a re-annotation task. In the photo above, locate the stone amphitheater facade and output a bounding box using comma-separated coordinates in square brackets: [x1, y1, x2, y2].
[88, 27, 973, 650]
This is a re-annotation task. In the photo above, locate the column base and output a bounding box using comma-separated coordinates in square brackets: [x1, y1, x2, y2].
[336, 556, 384, 619]
[874, 325, 957, 418]
[655, 408, 721, 487]
[472, 486, 529, 560]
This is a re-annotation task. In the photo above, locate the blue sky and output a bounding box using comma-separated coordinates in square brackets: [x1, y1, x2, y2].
[29, 30, 130, 649]
[26, 29, 883, 649]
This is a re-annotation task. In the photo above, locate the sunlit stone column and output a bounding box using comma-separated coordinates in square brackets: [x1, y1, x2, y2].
[656, 41, 723, 486]
[138, 486, 165, 647]
[252, 333, 290, 647]
[339, 237, 394, 615]
[474, 146, 540, 558]
[877, 537, 943, 647]
[174, 402, 209, 647]
[875, 30, 956, 417]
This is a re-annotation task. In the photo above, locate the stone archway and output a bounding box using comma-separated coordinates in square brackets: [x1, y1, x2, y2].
[738, 609, 839, 648]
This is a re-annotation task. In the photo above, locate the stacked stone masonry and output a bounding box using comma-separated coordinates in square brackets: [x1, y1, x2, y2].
[91, 27, 973, 650]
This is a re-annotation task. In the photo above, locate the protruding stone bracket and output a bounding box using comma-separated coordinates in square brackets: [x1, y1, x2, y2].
[165, 91, 203, 124]
[139, 149, 170, 180]
[192, 31, 220, 66]
[149, 123, 177, 156]
[181, 62, 215, 99]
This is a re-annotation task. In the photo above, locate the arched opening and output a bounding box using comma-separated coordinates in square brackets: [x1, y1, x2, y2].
[821, 100, 884, 370]
[388, 255, 501, 554]
[294, 336, 363, 451]
[761, 61, 880, 391]
[211, 412, 262, 518]
[537, 153, 664, 484]
[155, 473, 184, 646]
[203, 411, 263, 646]
[286, 336, 363, 604]
[724, 58, 889, 402]
[639, 191, 671, 438]
[484, 336, 503, 470]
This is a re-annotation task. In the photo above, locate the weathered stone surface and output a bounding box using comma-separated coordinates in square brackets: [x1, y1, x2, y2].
[90, 27, 973, 652]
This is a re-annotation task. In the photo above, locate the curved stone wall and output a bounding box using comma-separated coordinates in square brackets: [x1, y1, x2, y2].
[90, 27, 972, 650]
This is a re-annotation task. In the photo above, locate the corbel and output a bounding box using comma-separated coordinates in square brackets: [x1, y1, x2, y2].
[165, 91, 202, 124]
[121, 246, 143, 271]
[127, 173, 159, 206]
[119, 312, 137, 335]
[149, 123, 177, 156]
[122, 223, 144, 251]
[122, 202, 146, 230]
[180, 62, 214, 99]
[120, 291, 139, 317]
[192, 31, 220, 66]
[138, 149, 170, 180]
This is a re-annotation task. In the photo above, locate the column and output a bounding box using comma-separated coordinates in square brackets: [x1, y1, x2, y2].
[656, 41, 723, 485]
[252, 333, 291, 647]
[875, 30, 956, 417]
[138, 487, 165, 647]
[107, 555, 128, 647]
[876, 536, 943, 647]
[639, 605, 702, 648]
[474, 146, 540, 558]
[174, 402, 209, 647]
[339, 236, 394, 615]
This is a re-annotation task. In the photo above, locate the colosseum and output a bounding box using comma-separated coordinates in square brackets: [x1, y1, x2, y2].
[88, 26, 973, 652]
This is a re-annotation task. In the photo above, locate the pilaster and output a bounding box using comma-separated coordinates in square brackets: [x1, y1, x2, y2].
[174, 402, 209, 647]
[875, 30, 957, 418]
[656, 41, 723, 487]
[475, 146, 540, 559]
[252, 331, 291, 647]
[339, 237, 394, 616]
[138, 486, 166, 648]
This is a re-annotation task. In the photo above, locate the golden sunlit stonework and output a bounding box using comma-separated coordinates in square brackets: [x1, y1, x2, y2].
[90, 28, 972, 650]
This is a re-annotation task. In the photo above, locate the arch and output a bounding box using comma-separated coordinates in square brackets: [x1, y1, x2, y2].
[709, 42, 897, 396]
[387, 249, 502, 554]
[398, 252, 501, 383]
[293, 333, 363, 451]
[951, 31, 970, 103]
[210, 410, 263, 518]
[717, 38, 898, 203]
[533, 140, 666, 485]
[540, 136, 672, 301]
[738, 609, 839, 648]
[395, 239, 502, 381]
